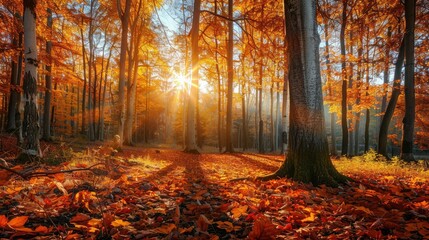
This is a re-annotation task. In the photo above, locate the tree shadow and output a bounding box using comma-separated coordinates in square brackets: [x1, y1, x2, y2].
[245, 153, 284, 163]
[225, 154, 279, 172]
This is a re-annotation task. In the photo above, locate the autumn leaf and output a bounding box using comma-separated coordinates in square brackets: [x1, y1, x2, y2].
[197, 214, 211, 232]
[0, 215, 7, 228]
[35, 225, 49, 233]
[153, 223, 176, 234]
[215, 221, 240, 232]
[248, 216, 279, 240]
[70, 213, 91, 223]
[7, 216, 28, 228]
[111, 219, 131, 227]
[302, 212, 316, 222]
[231, 205, 248, 219]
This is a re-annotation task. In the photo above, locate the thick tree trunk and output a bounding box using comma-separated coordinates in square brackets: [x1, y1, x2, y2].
[260, 0, 347, 187]
[378, 38, 405, 157]
[21, 0, 41, 157]
[42, 8, 53, 140]
[225, 0, 234, 153]
[340, 0, 348, 156]
[116, 0, 131, 146]
[401, 0, 416, 162]
[184, 0, 201, 153]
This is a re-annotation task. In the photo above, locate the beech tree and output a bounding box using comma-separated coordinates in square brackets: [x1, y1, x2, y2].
[401, 0, 416, 162]
[260, 0, 347, 186]
[184, 0, 200, 153]
[21, 0, 41, 157]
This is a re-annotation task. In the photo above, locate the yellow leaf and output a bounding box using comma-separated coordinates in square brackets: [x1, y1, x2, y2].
[231, 205, 248, 219]
[8, 216, 28, 228]
[0, 215, 8, 227]
[302, 212, 315, 223]
[153, 223, 176, 234]
[111, 219, 131, 227]
[355, 206, 373, 215]
[88, 218, 102, 227]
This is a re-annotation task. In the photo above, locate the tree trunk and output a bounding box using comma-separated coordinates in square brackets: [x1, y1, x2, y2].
[21, 0, 41, 157]
[116, 0, 131, 146]
[353, 30, 363, 155]
[184, 0, 200, 153]
[261, 0, 347, 187]
[323, 18, 336, 156]
[225, 0, 234, 153]
[7, 29, 23, 133]
[42, 8, 53, 141]
[378, 38, 405, 157]
[80, 25, 87, 135]
[340, 0, 348, 156]
[401, 0, 416, 162]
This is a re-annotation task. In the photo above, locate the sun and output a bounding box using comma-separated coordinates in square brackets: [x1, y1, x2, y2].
[172, 73, 190, 90]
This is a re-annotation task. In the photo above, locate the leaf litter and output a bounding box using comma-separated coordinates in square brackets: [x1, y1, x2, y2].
[0, 146, 428, 239]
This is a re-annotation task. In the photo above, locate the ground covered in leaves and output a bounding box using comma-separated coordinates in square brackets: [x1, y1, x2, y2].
[0, 140, 428, 239]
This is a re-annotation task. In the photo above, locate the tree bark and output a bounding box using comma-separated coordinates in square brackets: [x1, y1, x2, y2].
[116, 0, 131, 146]
[401, 0, 416, 162]
[260, 0, 347, 187]
[225, 0, 234, 153]
[21, 0, 41, 157]
[378, 38, 405, 157]
[340, 0, 348, 156]
[7, 28, 23, 133]
[42, 8, 53, 141]
[184, 0, 201, 153]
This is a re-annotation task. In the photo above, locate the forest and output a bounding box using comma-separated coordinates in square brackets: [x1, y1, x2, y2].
[0, 0, 428, 239]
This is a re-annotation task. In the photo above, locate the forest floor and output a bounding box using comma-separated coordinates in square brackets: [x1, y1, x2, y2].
[0, 135, 428, 239]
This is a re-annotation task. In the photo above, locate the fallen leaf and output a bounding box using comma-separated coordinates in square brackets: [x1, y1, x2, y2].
[0, 215, 8, 227]
[70, 213, 91, 223]
[231, 205, 248, 219]
[111, 219, 131, 227]
[153, 223, 176, 234]
[197, 214, 211, 232]
[248, 216, 278, 240]
[35, 225, 49, 233]
[302, 212, 315, 222]
[7, 216, 29, 228]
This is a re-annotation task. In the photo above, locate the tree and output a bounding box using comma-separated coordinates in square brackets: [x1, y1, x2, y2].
[378, 38, 405, 157]
[401, 0, 416, 162]
[225, 0, 234, 153]
[21, 0, 41, 157]
[184, 0, 200, 153]
[260, 0, 347, 186]
[116, 0, 131, 146]
[42, 8, 53, 140]
[340, 0, 348, 156]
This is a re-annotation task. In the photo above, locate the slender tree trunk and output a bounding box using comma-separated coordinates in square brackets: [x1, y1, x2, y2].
[270, 81, 274, 152]
[364, 29, 371, 152]
[323, 18, 336, 156]
[21, 0, 41, 157]
[378, 38, 405, 157]
[80, 26, 87, 135]
[116, 0, 131, 146]
[340, 0, 348, 155]
[354, 30, 363, 155]
[7, 29, 23, 133]
[225, 0, 234, 153]
[184, 0, 201, 153]
[401, 0, 416, 162]
[348, 31, 354, 156]
[42, 8, 53, 140]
